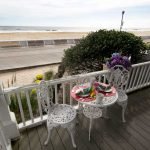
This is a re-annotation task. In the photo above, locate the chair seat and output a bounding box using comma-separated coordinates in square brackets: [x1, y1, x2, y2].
[48, 104, 76, 124]
[117, 90, 128, 102]
[83, 105, 102, 119]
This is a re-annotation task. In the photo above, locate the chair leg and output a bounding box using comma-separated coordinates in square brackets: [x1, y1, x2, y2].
[67, 122, 76, 148]
[119, 101, 127, 123]
[89, 118, 93, 141]
[45, 127, 52, 145]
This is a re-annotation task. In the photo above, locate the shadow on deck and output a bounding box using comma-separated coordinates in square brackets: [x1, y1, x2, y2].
[12, 87, 150, 150]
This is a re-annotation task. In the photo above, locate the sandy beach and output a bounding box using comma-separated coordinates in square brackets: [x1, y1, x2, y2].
[0, 30, 149, 42]
[0, 64, 59, 88]
[0, 32, 89, 41]
[129, 31, 150, 36]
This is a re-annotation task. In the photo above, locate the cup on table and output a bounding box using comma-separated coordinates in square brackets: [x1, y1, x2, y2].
[96, 92, 104, 104]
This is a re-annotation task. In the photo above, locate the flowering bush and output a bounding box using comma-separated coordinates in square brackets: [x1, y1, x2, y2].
[106, 53, 131, 70]
[33, 74, 44, 84]
[36, 74, 43, 80]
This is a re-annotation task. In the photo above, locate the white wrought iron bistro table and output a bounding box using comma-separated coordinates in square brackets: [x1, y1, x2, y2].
[71, 82, 118, 141]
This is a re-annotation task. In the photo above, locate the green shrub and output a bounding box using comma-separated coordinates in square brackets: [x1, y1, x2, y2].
[146, 43, 150, 50]
[44, 70, 54, 80]
[63, 30, 146, 74]
[9, 90, 38, 123]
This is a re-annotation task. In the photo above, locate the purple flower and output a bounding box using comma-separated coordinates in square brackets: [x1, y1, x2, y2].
[106, 53, 131, 70]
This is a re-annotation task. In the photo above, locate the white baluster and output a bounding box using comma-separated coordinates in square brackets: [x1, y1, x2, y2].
[70, 82, 73, 106]
[54, 84, 58, 104]
[16, 91, 26, 126]
[25, 90, 34, 123]
[36, 87, 43, 120]
[62, 83, 66, 104]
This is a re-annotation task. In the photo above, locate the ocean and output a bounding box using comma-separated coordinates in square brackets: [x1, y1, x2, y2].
[0, 26, 150, 33]
[0, 26, 99, 32]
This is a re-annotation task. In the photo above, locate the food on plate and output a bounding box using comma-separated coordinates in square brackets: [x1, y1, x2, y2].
[95, 84, 112, 92]
[75, 87, 91, 97]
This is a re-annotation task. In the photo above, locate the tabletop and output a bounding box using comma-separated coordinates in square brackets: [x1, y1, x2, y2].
[71, 82, 118, 108]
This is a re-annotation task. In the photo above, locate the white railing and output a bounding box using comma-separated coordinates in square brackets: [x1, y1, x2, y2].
[3, 61, 150, 129]
[126, 61, 150, 92]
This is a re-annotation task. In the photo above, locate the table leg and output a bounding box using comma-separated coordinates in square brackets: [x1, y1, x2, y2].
[77, 102, 83, 114]
[102, 107, 109, 119]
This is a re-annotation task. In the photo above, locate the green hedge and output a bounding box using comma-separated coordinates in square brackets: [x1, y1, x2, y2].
[63, 30, 146, 74]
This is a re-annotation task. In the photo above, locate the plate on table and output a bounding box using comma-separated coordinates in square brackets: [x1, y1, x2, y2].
[94, 82, 112, 93]
[75, 85, 91, 97]
[104, 88, 112, 93]
[78, 94, 90, 97]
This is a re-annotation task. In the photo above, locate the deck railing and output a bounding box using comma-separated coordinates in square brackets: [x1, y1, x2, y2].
[3, 61, 150, 129]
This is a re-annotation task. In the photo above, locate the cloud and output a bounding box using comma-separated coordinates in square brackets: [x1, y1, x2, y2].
[0, 0, 150, 27]
[0, 0, 150, 17]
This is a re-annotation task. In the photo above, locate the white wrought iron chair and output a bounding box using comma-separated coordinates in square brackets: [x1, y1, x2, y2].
[109, 65, 130, 122]
[38, 80, 77, 148]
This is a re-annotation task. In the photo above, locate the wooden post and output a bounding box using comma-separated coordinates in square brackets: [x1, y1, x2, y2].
[0, 82, 20, 141]
[0, 121, 12, 150]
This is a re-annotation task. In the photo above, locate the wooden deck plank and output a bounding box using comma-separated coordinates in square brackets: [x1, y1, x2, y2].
[110, 120, 145, 150]
[128, 118, 150, 141]
[106, 120, 135, 150]
[104, 119, 135, 150]
[129, 108, 150, 127]
[27, 127, 42, 150]
[50, 127, 66, 150]
[79, 114, 113, 150]
[93, 118, 123, 150]
[56, 127, 74, 150]
[73, 119, 91, 150]
[92, 130, 112, 150]
[77, 115, 100, 150]
[125, 124, 150, 150]
[128, 105, 150, 134]
[11, 140, 19, 150]
[126, 89, 150, 149]
[109, 105, 147, 150]
[18, 129, 30, 150]
[36, 124, 54, 150]
[130, 117, 150, 135]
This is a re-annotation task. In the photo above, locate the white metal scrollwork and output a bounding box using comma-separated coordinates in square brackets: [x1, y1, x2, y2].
[110, 65, 129, 90]
[38, 80, 77, 148]
[110, 65, 129, 122]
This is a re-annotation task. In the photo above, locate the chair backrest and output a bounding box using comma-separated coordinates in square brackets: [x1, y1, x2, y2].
[109, 65, 129, 90]
[38, 80, 54, 113]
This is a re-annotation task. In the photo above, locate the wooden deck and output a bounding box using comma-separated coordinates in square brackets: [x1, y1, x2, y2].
[12, 87, 150, 150]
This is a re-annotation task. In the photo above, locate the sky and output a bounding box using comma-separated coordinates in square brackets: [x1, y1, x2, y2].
[0, 0, 150, 29]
